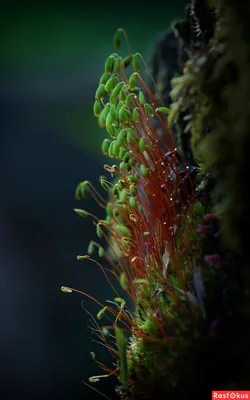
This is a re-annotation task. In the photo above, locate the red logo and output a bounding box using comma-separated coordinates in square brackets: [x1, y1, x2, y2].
[212, 392, 250, 399]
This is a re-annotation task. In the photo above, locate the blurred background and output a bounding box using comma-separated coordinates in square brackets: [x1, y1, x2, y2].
[2, 1, 186, 399]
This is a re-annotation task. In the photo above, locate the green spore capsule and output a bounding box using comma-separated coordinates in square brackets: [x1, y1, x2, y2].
[118, 179, 126, 188]
[100, 179, 109, 191]
[75, 181, 89, 200]
[74, 208, 89, 218]
[144, 103, 154, 117]
[105, 55, 115, 75]
[129, 196, 136, 208]
[88, 241, 95, 255]
[99, 73, 109, 85]
[123, 152, 130, 164]
[96, 223, 103, 238]
[117, 128, 127, 144]
[119, 146, 126, 159]
[119, 86, 127, 102]
[98, 109, 106, 128]
[117, 102, 124, 115]
[118, 105, 129, 123]
[105, 76, 117, 92]
[127, 128, 138, 144]
[129, 185, 136, 197]
[98, 247, 105, 257]
[132, 108, 139, 122]
[113, 140, 120, 158]
[115, 297, 126, 309]
[109, 105, 117, 122]
[113, 57, 121, 73]
[113, 185, 119, 197]
[102, 327, 109, 336]
[108, 141, 115, 158]
[121, 55, 132, 69]
[106, 124, 116, 138]
[119, 189, 127, 203]
[129, 73, 137, 91]
[77, 255, 90, 260]
[102, 138, 111, 155]
[120, 273, 128, 290]
[140, 164, 149, 176]
[139, 137, 147, 151]
[130, 86, 141, 94]
[127, 162, 132, 173]
[139, 91, 145, 105]
[106, 111, 114, 128]
[156, 106, 170, 115]
[106, 202, 113, 217]
[119, 161, 126, 171]
[128, 175, 135, 184]
[118, 225, 132, 238]
[110, 94, 117, 107]
[95, 84, 106, 100]
[112, 82, 124, 98]
[113, 28, 123, 51]
[133, 279, 148, 285]
[93, 100, 102, 117]
[97, 306, 108, 320]
[125, 93, 132, 108]
[132, 53, 141, 72]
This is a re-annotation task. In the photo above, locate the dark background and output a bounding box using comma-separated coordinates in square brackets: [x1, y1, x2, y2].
[2, 1, 186, 399]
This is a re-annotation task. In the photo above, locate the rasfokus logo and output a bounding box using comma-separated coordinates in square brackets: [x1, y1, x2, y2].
[212, 392, 250, 399]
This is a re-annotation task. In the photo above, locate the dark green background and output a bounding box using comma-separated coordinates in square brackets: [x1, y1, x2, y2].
[2, 1, 186, 399]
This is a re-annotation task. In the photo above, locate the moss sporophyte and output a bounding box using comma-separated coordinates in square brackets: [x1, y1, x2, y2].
[61, 28, 221, 399]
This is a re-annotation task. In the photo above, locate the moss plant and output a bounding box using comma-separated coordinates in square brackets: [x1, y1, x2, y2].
[62, 2, 250, 397]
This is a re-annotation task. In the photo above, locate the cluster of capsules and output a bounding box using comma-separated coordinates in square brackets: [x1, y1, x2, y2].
[61, 29, 199, 390]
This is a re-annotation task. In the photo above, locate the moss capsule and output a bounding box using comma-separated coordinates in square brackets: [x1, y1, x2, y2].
[108, 141, 115, 158]
[93, 100, 102, 117]
[88, 241, 95, 255]
[113, 57, 121, 73]
[120, 273, 128, 290]
[119, 147, 126, 159]
[123, 152, 130, 164]
[132, 53, 141, 73]
[102, 138, 111, 155]
[139, 91, 145, 105]
[155, 106, 170, 115]
[129, 185, 136, 197]
[140, 164, 149, 176]
[119, 189, 127, 203]
[129, 196, 136, 208]
[112, 82, 124, 98]
[117, 128, 127, 144]
[98, 247, 105, 257]
[105, 76, 117, 92]
[97, 306, 108, 320]
[139, 137, 146, 151]
[144, 103, 154, 117]
[125, 93, 132, 108]
[96, 223, 103, 238]
[132, 108, 139, 122]
[121, 55, 132, 69]
[74, 208, 89, 218]
[99, 73, 109, 85]
[118, 105, 129, 123]
[105, 55, 115, 75]
[95, 84, 106, 100]
[129, 73, 137, 91]
[113, 29, 123, 51]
